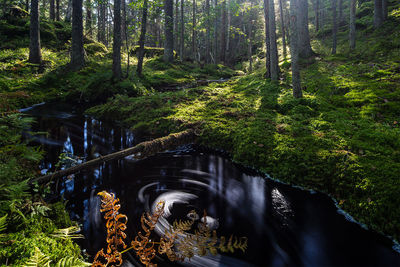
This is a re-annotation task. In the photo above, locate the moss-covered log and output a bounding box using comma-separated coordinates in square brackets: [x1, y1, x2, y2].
[31, 129, 195, 184]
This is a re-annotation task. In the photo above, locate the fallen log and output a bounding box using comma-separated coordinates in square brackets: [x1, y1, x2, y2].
[31, 129, 195, 185]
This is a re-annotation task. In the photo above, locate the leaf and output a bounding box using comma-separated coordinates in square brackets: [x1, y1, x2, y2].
[55, 256, 91, 267]
[51, 226, 84, 240]
[0, 214, 7, 239]
[22, 247, 51, 267]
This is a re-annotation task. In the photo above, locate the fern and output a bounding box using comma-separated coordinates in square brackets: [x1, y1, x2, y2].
[55, 256, 91, 267]
[0, 214, 7, 239]
[22, 247, 51, 267]
[51, 226, 84, 240]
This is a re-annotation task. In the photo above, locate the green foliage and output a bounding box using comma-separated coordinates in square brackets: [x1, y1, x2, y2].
[55, 257, 91, 267]
[22, 247, 51, 267]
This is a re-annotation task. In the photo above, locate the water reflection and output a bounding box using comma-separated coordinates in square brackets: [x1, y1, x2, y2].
[23, 104, 400, 267]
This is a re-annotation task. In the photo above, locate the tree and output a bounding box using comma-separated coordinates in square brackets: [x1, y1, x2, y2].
[349, 0, 356, 50]
[85, 0, 92, 37]
[332, 0, 337, 54]
[382, 0, 387, 21]
[214, 0, 219, 63]
[180, 0, 184, 60]
[263, 0, 271, 78]
[374, 0, 383, 28]
[70, 0, 85, 70]
[289, 0, 302, 98]
[174, 0, 179, 51]
[164, 0, 174, 62]
[192, 0, 197, 61]
[66, 0, 72, 22]
[205, 0, 211, 63]
[50, 0, 55, 20]
[278, 0, 287, 58]
[313, 0, 320, 31]
[269, 0, 279, 81]
[112, 0, 122, 79]
[29, 0, 42, 64]
[297, 0, 314, 58]
[137, 0, 148, 75]
[220, 0, 226, 63]
[56, 0, 60, 20]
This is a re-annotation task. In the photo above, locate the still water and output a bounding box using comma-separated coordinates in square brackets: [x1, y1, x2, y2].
[23, 103, 400, 267]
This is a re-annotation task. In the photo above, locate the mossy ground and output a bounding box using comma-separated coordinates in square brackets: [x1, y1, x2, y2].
[88, 6, 400, 242]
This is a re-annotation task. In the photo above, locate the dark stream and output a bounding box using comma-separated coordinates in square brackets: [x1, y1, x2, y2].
[22, 103, 400, 267]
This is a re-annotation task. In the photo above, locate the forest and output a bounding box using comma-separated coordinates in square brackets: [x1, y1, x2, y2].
[0, 0, 400, 265]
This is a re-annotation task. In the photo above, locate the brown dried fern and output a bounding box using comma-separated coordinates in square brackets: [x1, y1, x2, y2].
[93, 191, 128, 267]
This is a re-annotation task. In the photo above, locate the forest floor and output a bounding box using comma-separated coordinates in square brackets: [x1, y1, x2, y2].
[1, 2, 400, 265]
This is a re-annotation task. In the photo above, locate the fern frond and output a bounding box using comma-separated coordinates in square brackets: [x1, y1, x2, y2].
[22, 247, 51, 267]
[55, 256, 91, 267]
[0, 214, 7, 239]
[51, 226, 84, 240]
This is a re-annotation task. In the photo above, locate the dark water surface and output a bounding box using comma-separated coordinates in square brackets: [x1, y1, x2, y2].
[23, 103, 400, 267]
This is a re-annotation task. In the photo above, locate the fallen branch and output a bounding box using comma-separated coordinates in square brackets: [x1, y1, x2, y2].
[31, 129, 195, 185]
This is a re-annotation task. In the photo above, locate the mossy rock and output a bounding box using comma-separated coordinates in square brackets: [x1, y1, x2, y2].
[84, 42, 108, 56]
[3, 5, 28, 20]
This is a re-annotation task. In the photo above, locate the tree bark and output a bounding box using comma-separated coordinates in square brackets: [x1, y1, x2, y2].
[121, 0, 126, 44]
[137, 0, 148, 75]
[30, 130, 195, 185]
[174, 0, 179, 52]
[214, 0, 219, 63]
[180, 0, 184, 60]
[192, 0, 197, 60]
[70, 0, 85, 70]
[297, 0, 314, 58]
[269, 0, 279, 81]
[289, 0, 302, 98]
[279, 0, 287, 58]
[248, 21, 253, 72]
[56, 0, 60, 20]
[332, 0, 337, 54]
[65, 0, 72, 22]
[264, 0, 271, 78]
[220, 0, 226, 63]
[85, 0, 92, 37]
[338, 0, 343, 24]
[164, 0, 174, 62]
[313, 0, 320, 31]
[112, 0, 122, 79]
[382, 0, 387, 21]
[349, 0, 356, 50]
[374, 0, 383, 28]
[50, 0, 55, 20]
[205, 0, 211, 63]
[29, 0, 42, 64]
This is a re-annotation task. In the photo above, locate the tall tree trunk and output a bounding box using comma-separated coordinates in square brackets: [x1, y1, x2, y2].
[314, 0, 320, 31]
[180, 0, 184, 60]
[121, 0, 126, 44]
[220, 0, 226, 63]
[248, 21, 253, 72]
[338, 0, 343, 24]
[174, 0, 179, 52]
[164, 0, 174, 62]
[382, 0, 387, 21]
[264, 0, 271, 78]
[29, 0, 42, 64]
[113, 0, 122, 79]
[269, 0, 279, 81]
[56, 0, 60, 20]
[65, 0, 72, 22]
[374, 0, 383, 28]
[50, 0, 55, 20]
[205, 0, 211, 63]
[214, 0, 218, 63]
[349, 0, 356, 50]
[332, 0, 337, 54]
[98, 2, 106, 44]
[70, 0, 84, 70]
[85, 0, 92, 37]
[137, 0, 148, 75]
[192, 0, 197, 60]
[289, 0, 301, 98]
[278, 0, 287, 58]
[297, 0, 314, 58]
[226, 0, 231, 63]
